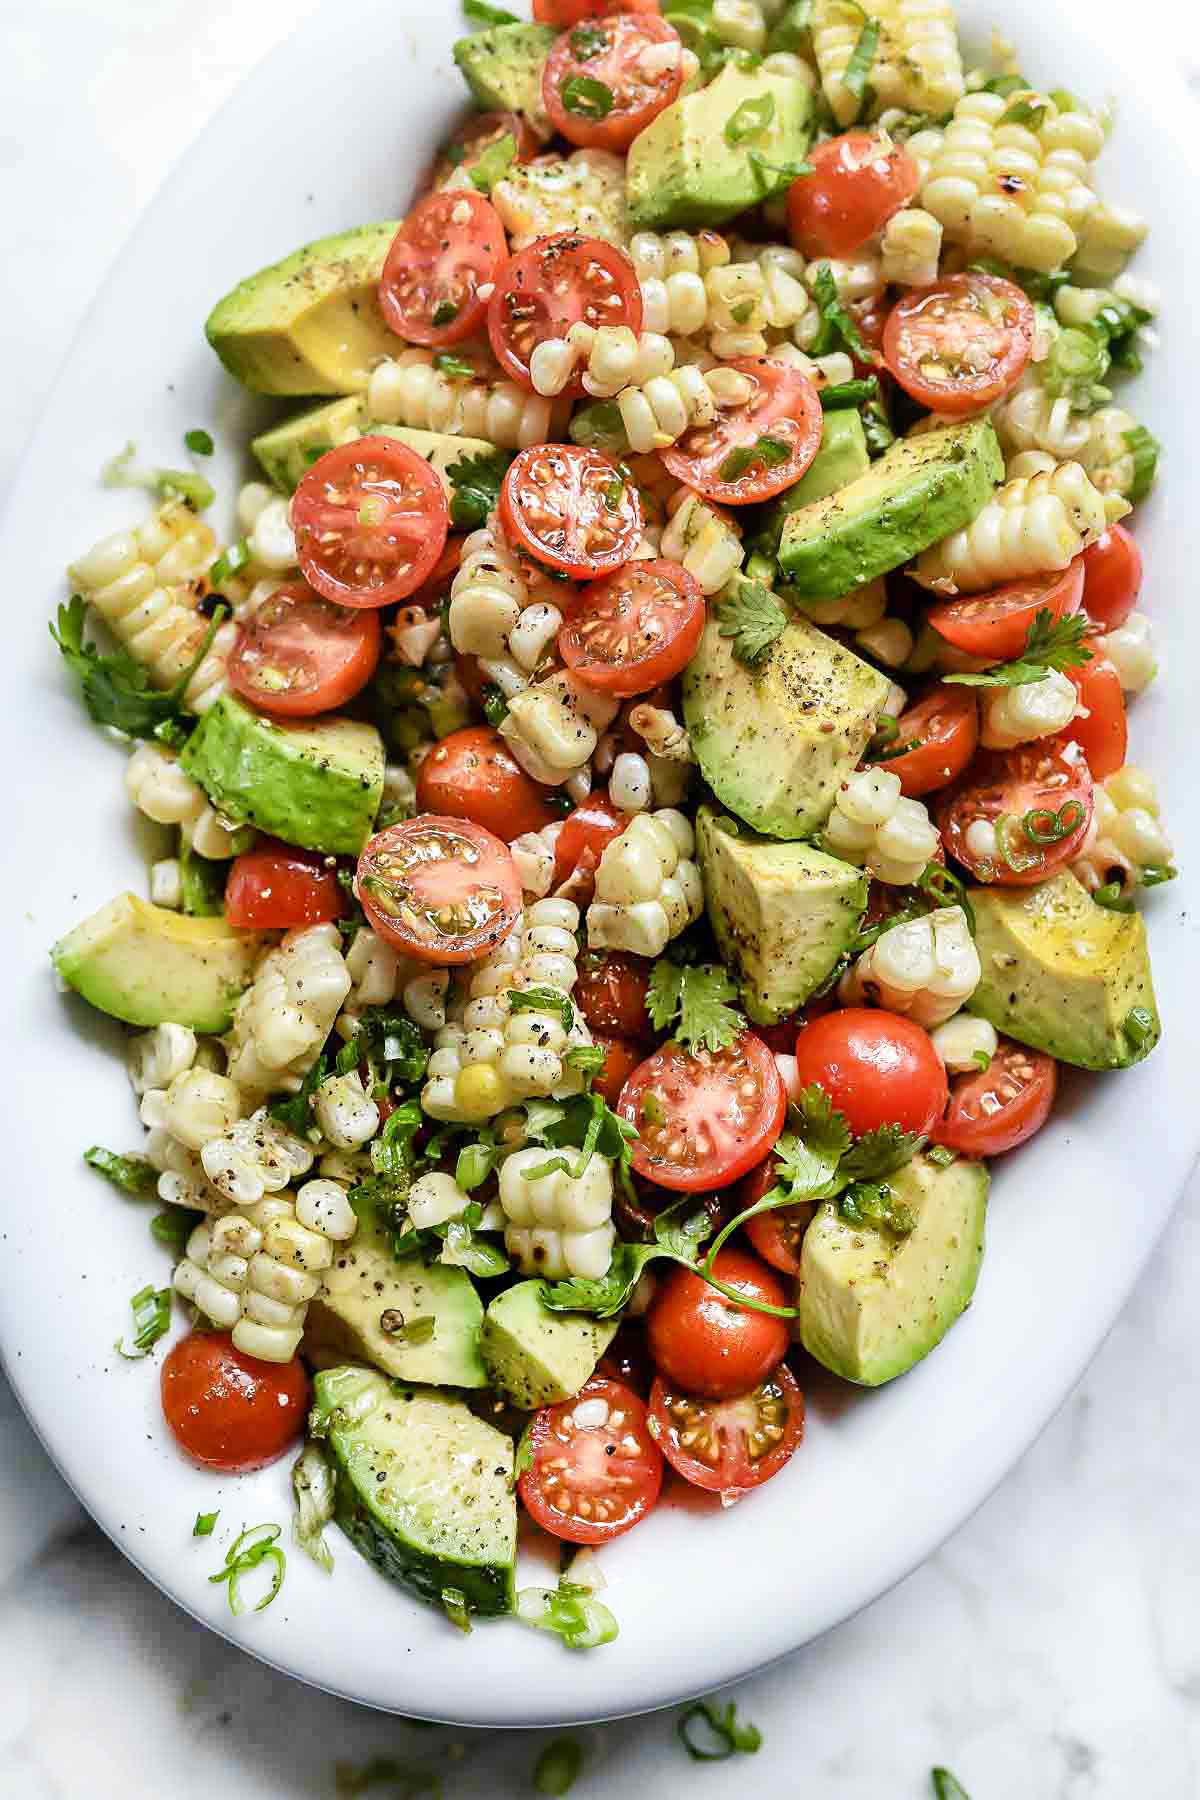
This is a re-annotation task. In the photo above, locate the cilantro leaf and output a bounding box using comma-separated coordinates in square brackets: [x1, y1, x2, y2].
[839, 1122, 925, 1181]
[561, 75, 614, 119]
[842, 8, 880, 120]
[433, 351, 477, 380]
[51, 595, 226, 741]
[542, 1201, 712, 1318]
[838, 1179, 915, 1235]
[932, 1770, 972, 1800]
[463, 0, 518, 21]
[944, 607, 1093, 688]
[715, 580, 789, 668]
[809, 262, 869, 359]
[446, 450, 510, 530]
[334, 1008, 428, 1092]
[718, 433, 791, 484]
[569, 22, 608, 57]
[748, 149, 814, 195]
[647, 960, 742, 1052]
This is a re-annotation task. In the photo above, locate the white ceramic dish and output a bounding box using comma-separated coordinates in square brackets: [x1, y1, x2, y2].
[1, 0, 1196, 1729]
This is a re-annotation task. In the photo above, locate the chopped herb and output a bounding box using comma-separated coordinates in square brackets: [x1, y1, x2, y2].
[1123, 424, 1160, 503]
[944, 607, 1092, 687]
[983, 72, 1027, 96]
[179, 841, 226, 917]
[441, 1585, 472, 1634]
[462, 0, 517, 22]
[927, 1144, 958, 1167]
[151, 1205, 200, 1253]
[481, 682, 509, 726]
[507, 985, 577, 1033]
[543, 1198, 712, 1318]
[455, 1131, 497, 1192]
[719, 434, 791, 484]
[431, 299, 459, 328]
[209, 538, 250, 587]
[1000, 93, 1050, 126]
[51, 594, 227, 742]
[84, 1145, 157, 1198]
[932, 1771, 972, 1800]
[336, 1007, 429, 1092]
[820, 375, 879, 410]
[446, 449, 509, 530]
[468, 130, 517, 195]
[269, 1052, 328, 1135]
[725, 92, 775, 144]
[533, 1739, 585, 1796]
[809, 262, 869, 359]
[842, 7, 880, 120]
[184, 428, 214, 456]
[715, 579, 789, 667]
[115, 1284, 172, 1359]
[748, 149, 814, 194]
[1093, 879, 1134, 913]
[568, 398, 626, 453]
[432, 351, 476, 379]
[193, 1511, 218, 1537]
[561, 74, 614, 119]
[838, 1179, 915, 1235]
[840, 1123, 927, 1182]
[565, 1043, 607, 1080]
[101, 441, 214, 511]
[1123, 1006, 1156, 1053]
[602, 475, 625, 509]
[569, 22, 608, 57]
[677, 1699, 762, 1761]
[303, 443, 332, 468]
[972, 1050, 993, 1071]
[515, 1578, 619, 1650]
[208, 1522, 286, 1616]
[646, 960, 742, 1053]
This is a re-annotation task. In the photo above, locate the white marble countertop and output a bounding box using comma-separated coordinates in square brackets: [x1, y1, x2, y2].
[2, 3, 1198, 1795]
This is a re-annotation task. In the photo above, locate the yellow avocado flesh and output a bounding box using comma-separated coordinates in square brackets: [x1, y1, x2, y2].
[51, 894, 263, 1033]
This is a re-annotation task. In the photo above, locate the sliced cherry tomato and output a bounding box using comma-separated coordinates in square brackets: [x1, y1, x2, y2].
[357, 814, 521, 964]
[618, 1032, 786, 1192]
[414, 725, 559, 841]
[225, 841, 346, 930]
[553, 791, 630, 896]
[1064, 655, 1127, 780]
[1081, 523, 1143, 632]
[227, 582, 381, 718]
[488, 233, 642, 397]
[646, 1248, 790, 1398]
[792, 1009, 947, 1138]
[648, 1364, 804, 1500]
[660, 357, 823, 506]
[787, 131, 920, 259]
[291, 437, 448, 608]
[534, 0, 659, 18]
[591, 1032, 646, 1107]
[883, 272, 1034, 416]
[379, 190, 507, 348]
[161, 1331, 308, 1473]
[500, 443, 642, 577]
[408, 536, 464, 613]
[575, 949, 653, 1040]
[880, 682, 979, 799]
[736, 1153, 815, 1276]
[936, 739, 1094, 886]
[545, 14, 683, 153]
[429, 110, 538, 191]
[935, 1040, 1057, 1157]
[558, 559, 704, 696]
[928, 560, 1084, 661]
[518, 1376, 663, 1544]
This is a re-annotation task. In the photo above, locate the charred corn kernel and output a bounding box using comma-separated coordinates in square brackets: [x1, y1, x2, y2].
[1073, 766, 1174, 897]
[501, 673, 620, 783]
[227, 924, 352, 1094]
[914, 461, 1123, 593]
[367, 350, 555, 450]
[498, 1147, 615, 1280]
[980, 668, 1078, 748]
[930, 1013, 999, 1072]
[660, 488, 743, 594]
[126, 1022, 198, 1097]
[814, 0, 964, 127]
[879, 207, 943, 286]
[199, 1107, 314, 1206]
[313, 1071, 380, 1151]
[823, 768, 940, 885]
[139, 1067, 245, 1154]
[587, 809, 703, 957]
[124, 742, 246, 859]
[492, 148, 628, 249]
[991, 368, 1095, 465]
[840, 905, 980, 1028]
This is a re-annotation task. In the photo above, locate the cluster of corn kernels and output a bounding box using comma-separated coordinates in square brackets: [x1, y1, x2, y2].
[174, 1179, 357, 1362]
[991, 364, 1096, 466]
[914, 458, 1124, 593]
[813, 0, 965, 127]
[586, 809, 703, 957]
[226, 924, 352, 1095]
[802, 576, 889, 631]
[138, 1063, 247, 1213]
[492, 148, 629, 250]
[929, 1013, 999, 1072]
[421, 900, 591, 1124]
[1070, 199, 1148, 282]
[659, 487, 744, 595]
[839, 904, 981, 1029]
[199, 1106, 315, 1206]
[529, 325, 672, 400]
[1071, 766, 1174, 897]
[67, 500, 233, 712]
[878, 208, 944, 287]
[336, 926, 450, 1036]
[823, 768, 941, 885]
[615, 361, 758, 454]
[404, 1170, 506, 1257]
[508, 821, 566, 898]
[124, 743, 248, 860]
[497, 1147, 616, 1281]
[366, 350, 557, 451]
[1098, 610, 1157, 695]
[630, 233, 815, 354]
[447, 518, 565, 686]
[234, 482, 299, 575]
[1075, 404, 1147, 502]
[979, 669, 1079, 749]
[501, 671, 621, 787]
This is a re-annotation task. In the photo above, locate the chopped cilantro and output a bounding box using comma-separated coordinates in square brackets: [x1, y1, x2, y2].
[646, 960, 742, 1053]
[724, 92, 775, 144]
[714, 580, 789, 668]
[944, 607, 1092, 688]
[51, 594, 226, 742]
[432, 351, 476, 379]
[184, 428, 214, 456]
[446, 449, 510, 530]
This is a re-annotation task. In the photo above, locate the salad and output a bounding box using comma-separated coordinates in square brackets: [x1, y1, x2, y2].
[53, 0, 1170, 1644]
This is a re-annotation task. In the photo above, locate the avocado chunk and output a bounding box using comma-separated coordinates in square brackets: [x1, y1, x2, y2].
[51, 893, 262, 1033]
[180, 695, 384, 856]
[798, 1154, 989, 1386]
[313, 1366, 516, 1617]
[696, 806, 867, 1023]
[304, 1220, 486, 1388]
[778, 417, 1004, 602]
[253, 399, 502, 500]
[453, 24, 557, 139]
[627, 64, 813, 229]
[753, 409, 870, 558]
[481, 1282, 618, 1409]
[966, 869, 1161, 1069]
[683, 594, 890, 838]
[205, 222, 400, 396]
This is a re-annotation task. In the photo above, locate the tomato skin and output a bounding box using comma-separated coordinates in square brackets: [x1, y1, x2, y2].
[928, 561, 1084, 661]
[1081, 524, 1143, 632]
[227, 583, 381, 719]
[591, 1033, 646, 1107]
[936, 740, 1094, 886]
[414, 726, 559, 841]
[488, 233, 642, 398]
[882, 683, 979, 799]
[357, 815, 522, 964]
[379, 190, 507, 347]
[792, 1009, 948, 1138]
[558, 559, 705, 696]
[883, 272, 1034, 415]
[935, 1041, 1057, 1157]
[736, 1155, 815, 1276]
[648, 1364, 804, 1500]
[545, 14, 683, 153]
[225, 841, 346, 930]
[660, 356, 823, 506]
[518, 1376, 663, 1544]
[647, 1249, 790, 1399]
[1063, 656, 1127, 780]
[787, 131, 920, 259]
[500, 443, 643, 578]
[575, 950, 653, 1039]
[161, 1331, 308, 1473]
[291, 437, 449, 609]
[553, 791, 630, 897]
[618, 1032, 787, 1192]
[534, 0, 659, 17]
[429, 111, 538, 191]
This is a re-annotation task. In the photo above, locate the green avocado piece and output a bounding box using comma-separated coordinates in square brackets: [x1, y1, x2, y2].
[313, 1366, 516, 1617]
[205, 222, 400, 397]
[251, 395, 365, 490]
[51, 893, 263, 1033]
[453, 23, 557, 139]
[753, 408, 870, 558]
[778, 417, 1004, 602]
[627, 63, 813, 229]
[180, 694, 384, 856]
[798, 1154, 989, 1386]
[683, 594, 890, 838]
[696, 806, 867, 1023]
[481, 1282, 618, 1410]
[304, 1220, 486, 1388]
[966, 869, 1160, 1069]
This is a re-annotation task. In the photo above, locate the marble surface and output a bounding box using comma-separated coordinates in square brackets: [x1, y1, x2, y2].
[1, 3, 1198, 1794]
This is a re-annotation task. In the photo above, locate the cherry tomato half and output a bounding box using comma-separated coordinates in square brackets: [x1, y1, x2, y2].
[660, 356, 823, 505]
[379, 190, 507, 348]
[545, 14, 684, 153]
[227, 581, 381, 718]
[1064, 654, 1128, 780]
[414, 725, 559, 841]
[792, 1008, 947, 1138]
[936, 740, 1094, 886]
[591, 1033, 646, 1107]
[647, 1248, 790, 1399]
[357, 814, 522, 964]
[225, 841, 346, 930]
[883, 272, 1034, 416]
[648, 1364, 804, 1501]
[161, 1331, 308, 1473]
[553, 791, 630, 898]
[934, 1041, 1057, 1157]
[534, 0, 659, 18]
[1081, 523, 1143, 632]
[736, 1153, 816, 1276]
[618, 1032, 787, 1192]
[787, 131, 920, 259]
[927, 559, 1084, 661]
[518, 1376, 663, 1543]
[429, 110, 538, 191]
[488, 233, 643, 398]
[500, 443, 643, 577]
[880, 682, 979, 799]
[291, 437, 449, 608]
[558, 558, 704, 696]
[575, 949, 654, 1040]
